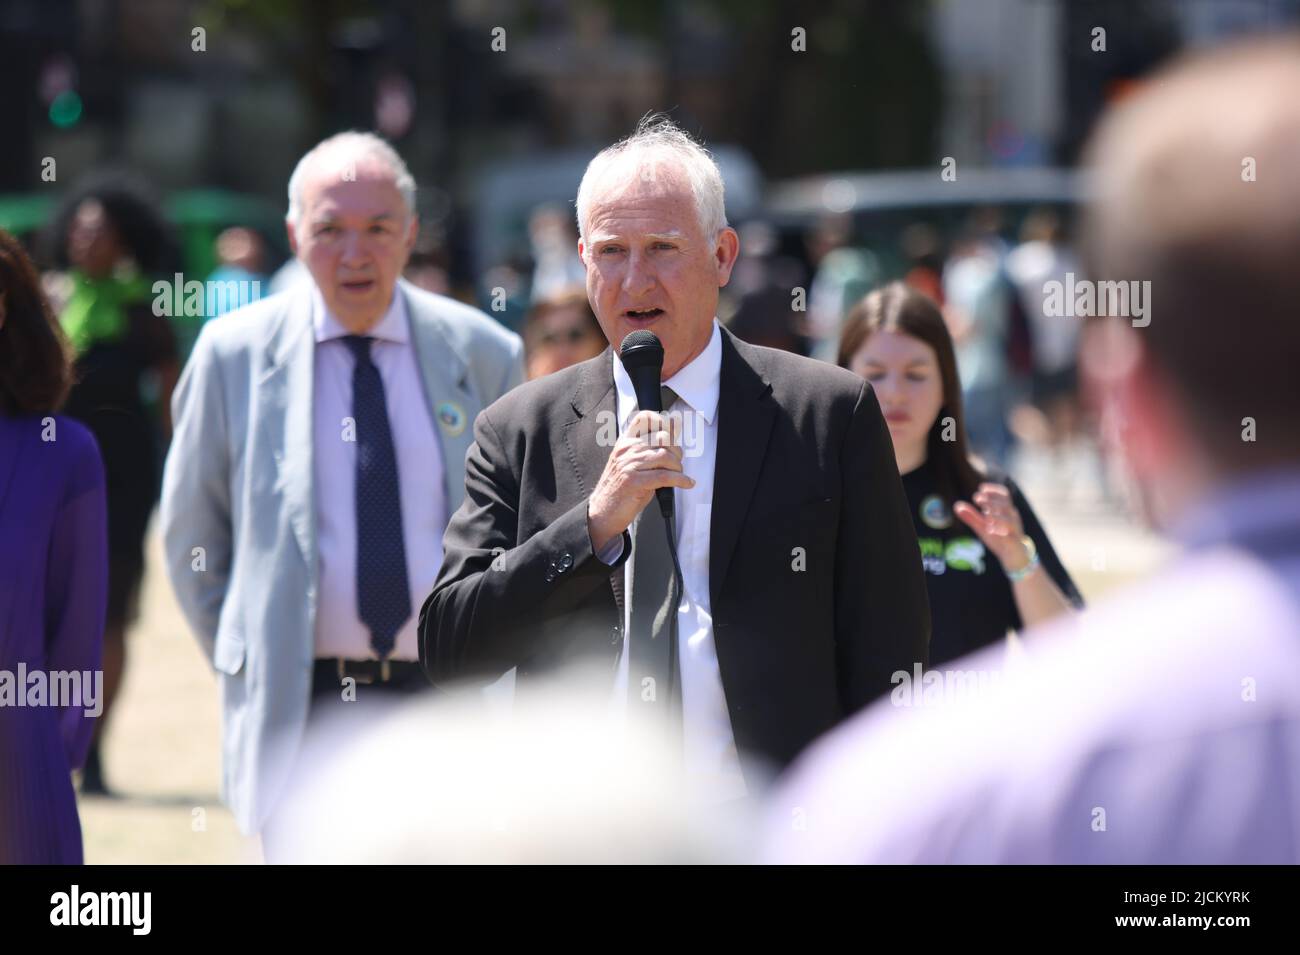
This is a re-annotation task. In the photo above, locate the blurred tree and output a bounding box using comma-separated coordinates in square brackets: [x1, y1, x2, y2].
[201, 0, 376, 137]
[1060, 0, 1179, 163]
[591, 0, 942, 174]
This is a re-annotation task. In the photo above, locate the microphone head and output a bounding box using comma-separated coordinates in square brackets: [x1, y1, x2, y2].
[619, 330, 664, 372]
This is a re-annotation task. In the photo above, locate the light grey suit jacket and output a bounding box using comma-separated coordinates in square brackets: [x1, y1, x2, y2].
[160, 278, 523, 834]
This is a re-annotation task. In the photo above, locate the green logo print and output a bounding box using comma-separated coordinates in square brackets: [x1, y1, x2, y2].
[945, 537, 986, 574]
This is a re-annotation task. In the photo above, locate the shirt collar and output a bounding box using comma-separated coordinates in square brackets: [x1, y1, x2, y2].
[1173, 466, 1300, 551]
[613, 319, 722, 429]
[312, 284, 409, 345]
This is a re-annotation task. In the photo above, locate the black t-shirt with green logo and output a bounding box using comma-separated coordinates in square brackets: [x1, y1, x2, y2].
[901, 459, 1084, 668]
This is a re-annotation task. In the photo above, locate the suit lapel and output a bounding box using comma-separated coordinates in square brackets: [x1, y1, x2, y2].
[560, 334, 775, 619]
[709, 330, 776, 609]
[257, 288, 317, 579]
[563, 348, 623, 616]
[404, 283, 477, 516]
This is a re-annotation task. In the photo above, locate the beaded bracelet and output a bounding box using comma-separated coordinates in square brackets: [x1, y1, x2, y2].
[1006, 551, 1041, 582]
[1006, 536, 1041, 583]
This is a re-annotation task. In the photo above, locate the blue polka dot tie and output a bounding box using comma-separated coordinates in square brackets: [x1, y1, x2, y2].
[343, 335, 411, 660]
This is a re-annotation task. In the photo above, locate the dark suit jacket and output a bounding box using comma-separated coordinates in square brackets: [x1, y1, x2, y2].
[420, 328, 929, 780]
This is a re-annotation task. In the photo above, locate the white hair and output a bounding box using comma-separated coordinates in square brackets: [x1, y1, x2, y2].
[286, 130, 416, 226]
[575, 115, 728, 246]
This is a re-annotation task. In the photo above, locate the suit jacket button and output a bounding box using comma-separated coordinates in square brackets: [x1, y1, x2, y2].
[545, 569, 556, 582]
[558, 553, 573, 571]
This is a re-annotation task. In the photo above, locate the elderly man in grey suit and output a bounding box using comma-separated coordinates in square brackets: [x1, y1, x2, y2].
[160, 132, 523, 849]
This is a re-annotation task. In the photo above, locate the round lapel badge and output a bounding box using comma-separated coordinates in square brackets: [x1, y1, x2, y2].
[436, 400, 467, 438]
[920, 493, 953, 530]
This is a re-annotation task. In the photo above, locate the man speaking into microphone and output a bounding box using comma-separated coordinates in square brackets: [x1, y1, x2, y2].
[420, 116, 929, 801]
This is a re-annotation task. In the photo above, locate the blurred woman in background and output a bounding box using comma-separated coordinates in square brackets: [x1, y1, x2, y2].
[46, 173, 179, 794]
[839, 282, 1082, 667]
[0, 227, 107, 862]
[523, 287, 606, 380]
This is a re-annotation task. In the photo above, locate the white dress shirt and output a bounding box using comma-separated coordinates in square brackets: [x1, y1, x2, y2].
[605, 321, 748, 803]
[312, 288, 447, 661]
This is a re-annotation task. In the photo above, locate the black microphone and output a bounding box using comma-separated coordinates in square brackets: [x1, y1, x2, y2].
[619, 330, 675, 521]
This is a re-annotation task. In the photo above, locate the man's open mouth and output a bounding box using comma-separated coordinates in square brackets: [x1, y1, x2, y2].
[341, 278, 375, 292]
[623, 307, 664, 320]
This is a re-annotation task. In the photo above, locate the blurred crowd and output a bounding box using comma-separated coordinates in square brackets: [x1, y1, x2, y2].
[21, 170, 1100, 463]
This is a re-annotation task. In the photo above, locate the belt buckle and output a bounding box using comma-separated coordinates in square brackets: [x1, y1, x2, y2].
[336, 658, 380, 685]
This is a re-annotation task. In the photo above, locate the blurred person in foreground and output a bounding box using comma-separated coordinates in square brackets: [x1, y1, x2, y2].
[523, 287, 606, 380]
[765, 37, 1300, 863]
[0, 228, 107, 862]
[47, 173, 180, 795]
[840, 282, 1081, 669]
[421, 116, 929, 806]
[270, 666, 754, 863]
[159, 131, 523, 855]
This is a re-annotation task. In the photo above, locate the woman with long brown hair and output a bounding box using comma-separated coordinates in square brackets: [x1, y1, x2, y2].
[0, 227, 107, 862]
[839, 281, 1081, 666]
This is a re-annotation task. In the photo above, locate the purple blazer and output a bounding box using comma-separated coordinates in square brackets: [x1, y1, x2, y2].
[0, 414, 107, 864]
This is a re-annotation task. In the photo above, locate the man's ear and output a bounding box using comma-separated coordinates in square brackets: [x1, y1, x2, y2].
[1113, 334, 1186, 481]
[714, 227, 740, 287]
[286, 219, 298, 257]
[1084, 318, 1148, 470]
[577, 239, 587, 266]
